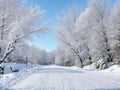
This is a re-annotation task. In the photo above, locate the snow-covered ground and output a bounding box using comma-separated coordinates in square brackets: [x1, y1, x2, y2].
[0, 63, 120, 90]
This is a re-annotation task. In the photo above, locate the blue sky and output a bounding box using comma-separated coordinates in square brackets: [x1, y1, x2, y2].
[27, 0, 116, 52]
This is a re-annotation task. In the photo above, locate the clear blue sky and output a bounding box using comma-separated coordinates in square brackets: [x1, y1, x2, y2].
[27, 0, 116, 52]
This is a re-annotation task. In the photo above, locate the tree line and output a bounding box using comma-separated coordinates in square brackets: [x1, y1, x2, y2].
[54, 0, 120, 69]
[1, 0, 120, 70]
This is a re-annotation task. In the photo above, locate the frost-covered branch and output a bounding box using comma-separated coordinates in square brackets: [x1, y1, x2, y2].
[0, 0, 47, 64]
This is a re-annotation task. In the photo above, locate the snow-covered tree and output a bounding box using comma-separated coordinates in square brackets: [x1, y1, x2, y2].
[48, 51, 55, 64]
[75, 8, 93, 66]
[54, 45, 66, 66]
[7, 43, 29, 63]
[54, 45, 75, 66]
[56, 5, 85, 67]
[0, 0, 47, 64]
[85, 0, 112, 69]
[0, 0, 24, 58]
[108, 1, 120, 64]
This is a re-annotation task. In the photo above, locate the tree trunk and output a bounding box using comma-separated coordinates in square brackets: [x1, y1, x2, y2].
[103, 31, 113, 62]
[86, 46, 92, 64]
[0, 48, 1, 57]
[26, 56, 28, 67]
[89, 56, 92, 64]
[0, 14, 5, 59]
[77, 54, 83, 68]
[71, 47, 83, 68]
[1, 18, 4, 40]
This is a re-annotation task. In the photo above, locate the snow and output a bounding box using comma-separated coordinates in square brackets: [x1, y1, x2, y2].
[0, 63, 32, 74]
[101, 65, 120, 73]
[83, 65, 97, 71]
[0, 63, 120, 90]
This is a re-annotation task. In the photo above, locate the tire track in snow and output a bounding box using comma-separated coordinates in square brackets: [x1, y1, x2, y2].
[39, 73, 49, 90]
[60, 73, 75, 90]
[40, 73, 63, 90]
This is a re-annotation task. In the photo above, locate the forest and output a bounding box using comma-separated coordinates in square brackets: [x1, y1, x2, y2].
[0, 0, 120, 70]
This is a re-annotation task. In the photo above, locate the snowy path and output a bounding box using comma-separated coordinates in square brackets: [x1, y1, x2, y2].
[1, 65, 120, 90]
